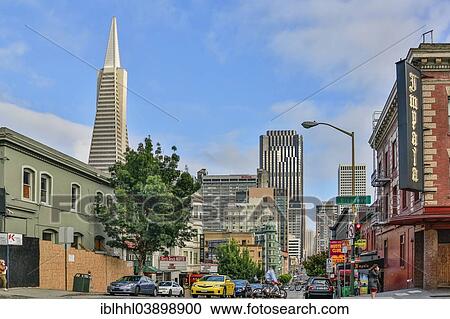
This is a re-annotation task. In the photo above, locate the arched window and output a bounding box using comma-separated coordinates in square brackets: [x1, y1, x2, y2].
[106, 194, 113, 208]
[71, 183, 81, 212]
[42, 229, 58, 243]
[22, 167, 36, 201]
[72, 232, 83, 249]
[94, 235, 105, 251]
[40, 173, 52, 205]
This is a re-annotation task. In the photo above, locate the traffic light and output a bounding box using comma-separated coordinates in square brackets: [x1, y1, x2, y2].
[354, 223, 362, 240]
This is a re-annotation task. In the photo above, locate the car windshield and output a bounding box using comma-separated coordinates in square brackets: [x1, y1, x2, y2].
[118, 276, 141, 282]
[313, 279, 330, 285]
[199, 275, 224, 282]
[159, 282, 172, 286]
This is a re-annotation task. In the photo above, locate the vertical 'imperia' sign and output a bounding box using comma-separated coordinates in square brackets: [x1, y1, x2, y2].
[396, 60, 424, 192]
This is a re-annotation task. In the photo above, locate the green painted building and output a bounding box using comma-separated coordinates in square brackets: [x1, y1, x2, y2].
[255, 223, 282, 274]
[0, 127, 113, 251]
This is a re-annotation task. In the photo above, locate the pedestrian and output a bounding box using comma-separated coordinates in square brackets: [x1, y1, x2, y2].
[368, 264, 380, 299]
[353, 279, 360, 296]
[0, 259, 7, 291]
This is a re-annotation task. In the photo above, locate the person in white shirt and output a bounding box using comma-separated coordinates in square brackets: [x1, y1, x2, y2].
[0, 259, 7, 291]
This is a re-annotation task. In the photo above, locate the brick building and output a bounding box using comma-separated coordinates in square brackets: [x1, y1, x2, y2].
[369, 43, 450, 291]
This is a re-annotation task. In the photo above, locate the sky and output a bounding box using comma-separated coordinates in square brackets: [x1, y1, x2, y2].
[1, 0, 450, 207]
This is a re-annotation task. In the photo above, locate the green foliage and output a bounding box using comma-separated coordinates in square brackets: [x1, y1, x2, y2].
[96, 136, 200, 274]
[278, 273, 293, 285]
[302, 251, 328, 277]
[216, 240, 263, 281]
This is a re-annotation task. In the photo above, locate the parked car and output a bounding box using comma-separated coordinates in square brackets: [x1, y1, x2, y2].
[107, 275, 157, 296]
[232, 280, 252, 298]
[158, 281, 184, 297]
[303, 277, 334, 299]
[190, 275, 235, 298]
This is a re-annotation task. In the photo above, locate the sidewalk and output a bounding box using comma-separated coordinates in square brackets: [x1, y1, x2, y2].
[346, 288, 450, 299]
[0, 287, 103, 299]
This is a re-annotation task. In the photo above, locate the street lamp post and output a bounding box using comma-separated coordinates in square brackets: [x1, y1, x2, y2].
[301, 121, 356, 296]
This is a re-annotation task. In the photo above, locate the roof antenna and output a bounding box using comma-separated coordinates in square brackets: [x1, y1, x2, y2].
[422, 30, 433, 44]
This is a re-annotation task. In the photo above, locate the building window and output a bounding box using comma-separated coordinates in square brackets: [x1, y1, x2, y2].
[72, 233, 83, 249]
[392, 139, 397, 171]
[42, 229, 57, 243]
[384, 239, 388, 266]
[402, 190, 408, 210]
[392, 186, 398, 215]
[384, 151, 389, 176]
[71, 184, 81, 212]
[40, 174, 52, 205]
[94, 235, 105, 251]
[448, 96, 450, 129]
[414, 191, 420, 202]
[194, 252, 198, 264]
[400, 234, 405, 267]
[23, 168, 36, 201]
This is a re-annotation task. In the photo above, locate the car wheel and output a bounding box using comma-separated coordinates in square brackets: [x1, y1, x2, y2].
[280, 290, 287, 299]
[133, 287, 140, 296]
[153, 288, 157, 297]
[221, 288, 226, 298]
[178, 290, 183, 297]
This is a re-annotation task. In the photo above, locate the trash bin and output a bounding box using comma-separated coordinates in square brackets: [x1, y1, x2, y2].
[73, 273, 91, 292]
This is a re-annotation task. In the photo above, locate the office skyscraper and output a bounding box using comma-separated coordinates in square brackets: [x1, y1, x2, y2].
[259, 130, 304, 260]
[338, 164, 367, 213]
[316, 202, 338, 253]
[89, 17, 129, 171]
[200, 173, 257, 231]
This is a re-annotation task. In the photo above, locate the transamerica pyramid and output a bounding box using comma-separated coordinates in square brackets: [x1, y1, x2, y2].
[88, 17, 129, 171]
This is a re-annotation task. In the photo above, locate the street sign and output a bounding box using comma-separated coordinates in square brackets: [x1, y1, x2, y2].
[0, 233, 23, 246]
[58, 227, 74, 244]
[355, 239, 367, 250]
[326, 258, 333, 273]
[330, 240, 345, 264]
[336, 195, 371, 205]
[348, 223, 355, 239]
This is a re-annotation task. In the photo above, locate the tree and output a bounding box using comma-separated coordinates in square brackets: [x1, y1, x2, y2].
[215, 240, 263, 281]
[302, 251, 328, 277]
[278, 273, 293, 285]
[96, 136, 200, 275]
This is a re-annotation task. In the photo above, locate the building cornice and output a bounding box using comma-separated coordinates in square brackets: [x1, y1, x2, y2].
[0, 127, 111, 185]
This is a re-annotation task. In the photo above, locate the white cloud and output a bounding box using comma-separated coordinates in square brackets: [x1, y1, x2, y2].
[208, 0, 450, 96]
[0, 102, 91, 161]
[0, 42, 27, 70]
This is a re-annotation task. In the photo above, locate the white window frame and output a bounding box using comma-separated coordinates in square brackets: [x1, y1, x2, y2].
[21, 165, 37, 202]
[39, 172, 53, 206]
[70, 182, 81, 212]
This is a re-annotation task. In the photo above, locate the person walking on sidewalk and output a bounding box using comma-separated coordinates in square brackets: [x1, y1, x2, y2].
[368, 264, 380, 299]
[0, 259, 7, 291]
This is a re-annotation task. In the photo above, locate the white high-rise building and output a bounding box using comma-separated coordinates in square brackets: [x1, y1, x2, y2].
[89, 17, 129, 171]
[338, 164, 367, 213]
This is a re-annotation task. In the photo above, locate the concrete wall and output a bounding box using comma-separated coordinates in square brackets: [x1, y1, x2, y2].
[39, 241, 133, 293]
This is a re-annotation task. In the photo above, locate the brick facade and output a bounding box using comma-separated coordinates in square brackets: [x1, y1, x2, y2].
[39, 241, 133, 293]
[369, 43, 450, 291]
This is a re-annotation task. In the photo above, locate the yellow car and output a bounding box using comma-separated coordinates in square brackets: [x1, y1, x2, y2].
[191, 275, 235, 298]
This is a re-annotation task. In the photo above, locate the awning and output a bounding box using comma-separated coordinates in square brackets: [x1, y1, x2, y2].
[133, 261, 161, 273]
[389, 214, 450, 225]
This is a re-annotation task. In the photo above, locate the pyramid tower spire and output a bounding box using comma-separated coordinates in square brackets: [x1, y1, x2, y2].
[104, 16, 121, 68]
[89, 17, 128, 172]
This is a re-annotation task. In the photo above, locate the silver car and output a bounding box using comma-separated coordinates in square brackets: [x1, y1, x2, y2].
[107, 275, 157, 296]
